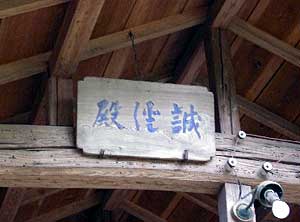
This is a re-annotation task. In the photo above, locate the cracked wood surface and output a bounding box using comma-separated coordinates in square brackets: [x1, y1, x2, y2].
[0, 125, 299, 203]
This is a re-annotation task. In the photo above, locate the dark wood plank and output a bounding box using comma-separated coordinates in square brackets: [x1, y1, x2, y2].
[175, 27, 206, 85]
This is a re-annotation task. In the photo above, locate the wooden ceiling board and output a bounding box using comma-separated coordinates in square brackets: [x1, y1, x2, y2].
[150, 28, 196, 80]
[168, 198, 214, 222]
[193, 0, 262, 84]
[135, 191, 175, 216]
[75, 0, 136, 80]
[0, 4, 67, 64]
[241, 116, 282, 139]
[103, 0, 190, 80]
[37, 189, 87, 216]
[233, 0, 300, 98]
[0, 75, 41, 119]
[0, 3, 67, 120]
[150, 0, 208, 81]
[14, 200, 40, 222]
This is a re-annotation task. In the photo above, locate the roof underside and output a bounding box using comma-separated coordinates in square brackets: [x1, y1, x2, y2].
[0, 0, 299, 221]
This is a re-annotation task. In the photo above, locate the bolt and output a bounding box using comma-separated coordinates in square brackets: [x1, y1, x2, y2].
[225, 158, 237, 172]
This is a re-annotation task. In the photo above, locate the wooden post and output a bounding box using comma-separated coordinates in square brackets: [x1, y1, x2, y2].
[218, 183, 256, 222]
[204, 26, 256, 221]
[205, 28, 240, 135]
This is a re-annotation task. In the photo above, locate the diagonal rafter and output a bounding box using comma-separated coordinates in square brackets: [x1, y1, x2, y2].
[120, 200, 167, 222]
[0, 0, 70, 19]
[212, 0, 247, 28]
[0, 188, 26, 222]
[228, 17, 300, 68]
[49, 0, 105, 78]
[237, 95, 300, 141]
[0, 10, 206, 86]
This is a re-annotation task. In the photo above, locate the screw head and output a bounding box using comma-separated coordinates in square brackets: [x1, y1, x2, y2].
[262, 162, 273, 172]
[227, 158, 237, 168]
[238, 131, 247, 139]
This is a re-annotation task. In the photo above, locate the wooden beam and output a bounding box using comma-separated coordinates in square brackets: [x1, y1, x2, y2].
[24, 194, 101, 222]
[237, 95, 300, 141]
[21, 189, 62, 205]
[0, 125, 299, 203]
[213, 0, 247, 28]
[0, 188, 26, 222]
[218, 183, 256, 222]
[104, 190, 137, 211]
[229, 17, 300, 68]
[0, 10, 206, 85]
[49, 0, 105, 78]
[121, 200, 167, 222]
[180, 193, 217, 215]
[205, 28, 240, 134]
[0, 0, 70, 18]
[160, 193, 182, 219]
[48, 78, 74, 126]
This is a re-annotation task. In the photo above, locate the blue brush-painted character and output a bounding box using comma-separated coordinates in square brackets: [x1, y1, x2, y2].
[171, 103, 202, 139]
[94, 99, 125, 129]
[142, 101, 161, 133]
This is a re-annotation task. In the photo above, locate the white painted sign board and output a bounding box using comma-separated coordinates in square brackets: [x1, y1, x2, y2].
[77, 77, 215, 161]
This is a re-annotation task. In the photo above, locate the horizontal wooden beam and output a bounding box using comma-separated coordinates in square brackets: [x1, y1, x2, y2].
[229, 17, 300, 68]
[237, 95, 300, 141]
[0, 9, 206, 85]
[0, 0, 70, 18]
[0, 125, 299, 204]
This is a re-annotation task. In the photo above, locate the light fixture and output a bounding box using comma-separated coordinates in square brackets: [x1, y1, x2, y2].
[232, 181, 290, 221]
[255, 181, 290, 219]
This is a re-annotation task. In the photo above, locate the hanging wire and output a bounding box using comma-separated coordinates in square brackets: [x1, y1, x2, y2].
[128, 31, 143, 80]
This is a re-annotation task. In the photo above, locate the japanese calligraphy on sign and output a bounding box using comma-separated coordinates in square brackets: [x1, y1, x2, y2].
[77, 78, 215, 161]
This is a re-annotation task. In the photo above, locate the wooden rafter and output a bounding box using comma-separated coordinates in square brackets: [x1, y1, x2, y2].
[0, 10, 206, 85]
[180, 193, 217, 215]
[160, 193, 183, 219]
[24, 193, 102, 222]
[229, 17, 300, 68]
[121, 200, 167, 222]
[49, 0, 105, 78]
[0, 188, 26, 222]
[0, 0, 70, 18]
[0, 125, 299, 204]
[237, 95, 300, 141]
[212, 0, 246, 28]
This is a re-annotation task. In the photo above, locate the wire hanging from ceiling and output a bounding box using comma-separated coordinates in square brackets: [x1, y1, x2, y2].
[129, 31, 143, 81]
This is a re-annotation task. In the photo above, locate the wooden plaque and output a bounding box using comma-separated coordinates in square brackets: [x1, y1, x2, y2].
[77, 77, 215, 161]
